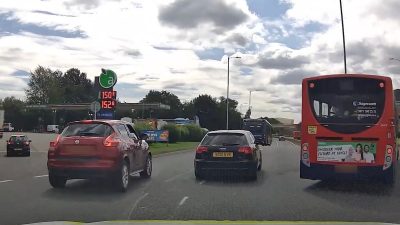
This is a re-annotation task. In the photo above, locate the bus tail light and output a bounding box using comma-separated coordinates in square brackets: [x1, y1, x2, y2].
[301, 143, 310, 167]
[196, 146, 208, 154]
[383, 145, 393, 170]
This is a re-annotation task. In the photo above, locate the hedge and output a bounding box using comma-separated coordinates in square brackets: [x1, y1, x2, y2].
[161, 124, 206, 143]
[162, 124, 181, 143]
[134, 122, 153, 133]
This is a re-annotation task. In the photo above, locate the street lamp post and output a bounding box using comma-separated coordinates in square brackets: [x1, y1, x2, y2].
[226, 56, 241, 130]
[339, 0, 347, 74]
[390, 57, 400, 62]
[249, 90, 252, 111]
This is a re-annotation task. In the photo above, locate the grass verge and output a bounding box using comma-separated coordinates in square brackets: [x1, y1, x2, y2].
[149, 142, 199, 155]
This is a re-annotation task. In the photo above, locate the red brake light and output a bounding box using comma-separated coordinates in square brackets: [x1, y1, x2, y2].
[104, 133, 119, 147]
[309, 83, 315, 88]
[50, 135, 61, 148]
[196, 146, 208, 153]
[387, 147, 393, 155]
[379, 82, 384, 88]
[239, 146, 252, 154]
[24, 141, 29, 145]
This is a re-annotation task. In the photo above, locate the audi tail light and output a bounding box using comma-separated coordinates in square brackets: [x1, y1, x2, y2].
[238, 146, 253, 154]
[196, 146, 208, 154]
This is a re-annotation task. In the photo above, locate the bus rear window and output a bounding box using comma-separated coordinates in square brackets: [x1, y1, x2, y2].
[308, 77, 385, 134]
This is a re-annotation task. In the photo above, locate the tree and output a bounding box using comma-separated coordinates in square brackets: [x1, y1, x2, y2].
[1, 97, 25, 130]
[217, 97, 242, 130]
[62, 68, 96, 103]
[26, 66, 63, 104]
[244, 108, 251, 119]
[140, 90, 183, 118]
[26, 66, 96, 104]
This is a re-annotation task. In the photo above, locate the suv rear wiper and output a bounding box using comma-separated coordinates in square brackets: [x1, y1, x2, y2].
[222, 143, 240, 146]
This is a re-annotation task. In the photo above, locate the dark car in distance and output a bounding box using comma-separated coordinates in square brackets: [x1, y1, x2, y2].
[7, 135, 31, 157]
[47, 120, 152, 192]
[194, 130, 262, 180]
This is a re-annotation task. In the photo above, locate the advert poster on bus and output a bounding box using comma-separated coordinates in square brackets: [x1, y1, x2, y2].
[317, 142, 376, 163]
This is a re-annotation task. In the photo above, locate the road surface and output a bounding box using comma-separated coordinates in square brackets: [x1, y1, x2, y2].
[0, 133, 399, 225]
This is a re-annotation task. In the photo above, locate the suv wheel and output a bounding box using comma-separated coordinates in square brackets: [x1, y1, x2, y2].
[114, 160, 129, 192]
[49, 174, 67, 188]
[6, 150, 12, 157]
[140, 156, 152, 178]
[257, 157, 262, 171]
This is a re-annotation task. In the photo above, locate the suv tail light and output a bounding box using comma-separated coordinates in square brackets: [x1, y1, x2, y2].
[50, 135, 61, 148]
[301, 143, 310, 167]
[24, 141, 29, 146]
[239, 146, 253, 154]
[7, 141, 13, 145]
[104, 133, 119, 147]
[196, 146, 208, 154]
[383, 145, 393, 170]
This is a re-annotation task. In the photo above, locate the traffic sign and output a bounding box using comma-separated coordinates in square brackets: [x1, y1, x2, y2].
[99, 69, 117, 89]
[90, 101, 101, 113]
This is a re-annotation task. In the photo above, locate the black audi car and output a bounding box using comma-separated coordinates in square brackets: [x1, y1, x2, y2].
[194, 130, 262, 180]
[7, 135, 31, 157]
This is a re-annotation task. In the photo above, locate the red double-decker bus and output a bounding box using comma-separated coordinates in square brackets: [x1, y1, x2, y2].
[300, 74, 398, 183]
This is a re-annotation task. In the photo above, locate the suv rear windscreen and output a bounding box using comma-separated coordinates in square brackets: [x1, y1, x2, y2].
[201, 133, 248, 146]
[61, 123, 113, 137]
[308, 77, 385, 134]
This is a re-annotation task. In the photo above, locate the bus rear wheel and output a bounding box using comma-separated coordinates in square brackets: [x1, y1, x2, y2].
[383, 165, 395, 185]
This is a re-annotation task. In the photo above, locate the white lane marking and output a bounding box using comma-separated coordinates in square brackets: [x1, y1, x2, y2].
[0, 180, 13, 183]
[164, 170, 193, 182]
[34, 175, 48, 178]
[178, 196, 189, 207]
[128, 192, 149, 219]
[199, 180, 206, 185]
[276, 140, 279, 149]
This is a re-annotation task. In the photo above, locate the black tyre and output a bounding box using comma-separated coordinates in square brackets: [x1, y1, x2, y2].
[195, 169, 205, 180]
[25, 151, 30, 157]
[383, 165, 396, 185]
[140, 156, 152, 178]
[49, 174, 67, 188]
[6, 150, 12, 157]
[114, 160, 129, 192]
[248, 170, 257, 180]
[257, 157, 262, 171]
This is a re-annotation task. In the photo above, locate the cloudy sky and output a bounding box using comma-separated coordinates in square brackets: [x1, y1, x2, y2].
[1, 0, 400, 122]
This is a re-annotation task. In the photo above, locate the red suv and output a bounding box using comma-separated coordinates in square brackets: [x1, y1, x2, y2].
[47, 120, 152, 192]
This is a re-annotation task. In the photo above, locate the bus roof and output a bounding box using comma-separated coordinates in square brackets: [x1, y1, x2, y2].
[302, 74, 392, 82]
[243, 118, 272, 127]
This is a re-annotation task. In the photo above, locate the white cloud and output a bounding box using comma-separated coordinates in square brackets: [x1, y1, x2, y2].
[2, 0, 400, 123]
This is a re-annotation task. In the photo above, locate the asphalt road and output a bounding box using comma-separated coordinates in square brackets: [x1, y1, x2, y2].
[1, 134, 400, 225]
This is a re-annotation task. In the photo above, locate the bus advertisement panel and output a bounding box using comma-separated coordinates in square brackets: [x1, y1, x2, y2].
[300, 74, 397, 183]
[317, 141, 376, 163]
